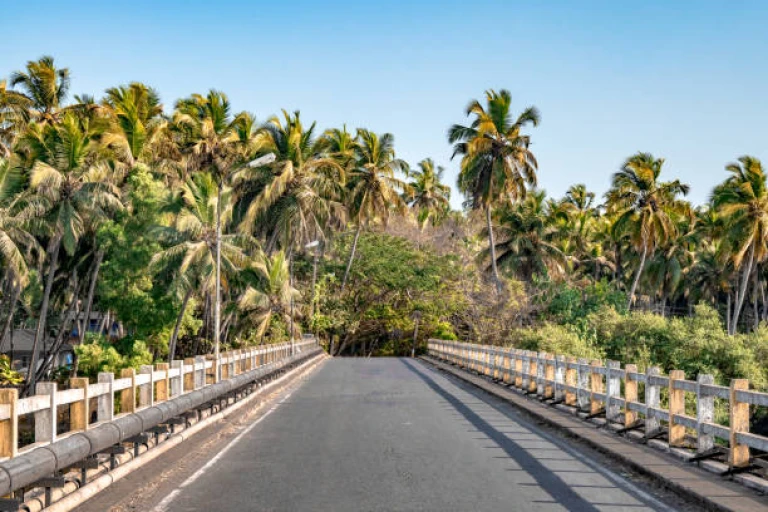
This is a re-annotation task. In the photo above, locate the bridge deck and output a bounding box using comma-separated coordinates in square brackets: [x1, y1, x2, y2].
[124, 357, 682, 512]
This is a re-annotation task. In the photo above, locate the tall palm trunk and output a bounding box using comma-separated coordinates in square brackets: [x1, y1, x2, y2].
[0, 280, 21, 352]
[730, 243, 755, 335]
[214, 183, 222, 377]
[168, 287, 193, 362]
[486, 205, 502, 294]
[627, 241, 649, 310]
[27, 234, 62, 392]
[341, 224, 362, 292]
[79, 249, 104, 344]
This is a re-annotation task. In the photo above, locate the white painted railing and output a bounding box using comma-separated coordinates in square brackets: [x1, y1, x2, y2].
[0, 340, 317, 459]
[428, 339, 768, 469]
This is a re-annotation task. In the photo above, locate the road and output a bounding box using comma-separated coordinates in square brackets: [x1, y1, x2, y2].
[113, 358, 678, 512]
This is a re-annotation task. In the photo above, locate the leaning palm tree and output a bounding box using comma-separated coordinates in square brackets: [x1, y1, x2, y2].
[236, 110, 345, 252]
[152, 173, 253, 361]
[341, 129, 408, 291]
[607, 152, 690, 309]
[448, 89, 540, 293]
[18, 113, 122, 390]
[406, 158, 451, 228]
[712, 156, 768, 334]
[237, 251, 301, 341]
[172, 90, 257, 364]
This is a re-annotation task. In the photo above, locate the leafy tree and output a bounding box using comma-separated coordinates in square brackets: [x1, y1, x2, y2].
[406, 158, 451, 228]
[341, 129, 408, 291]
[712, 156, 768, 334]
[449, 89, 540, 293]
[607, 153, 690, 309]
[236, 251, 300, 341]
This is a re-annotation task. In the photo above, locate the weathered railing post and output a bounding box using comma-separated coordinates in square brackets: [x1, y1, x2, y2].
[34, 382, 57, 444]
[171, 360, 183, 397]
[668, 370, 685, 447]
[729, 379, 750, 468]
[0, 388, 18, 458]
[139, 365, 154, 407]
[503, 348, 512, 384]
[521, 352, 531, 392]
[645, 366, 661, 436]
[554, 355, 565, 401]
[196, 356, 206, 388]
[514, 351, 523, 388]
[536, 352, 545, 397]
[696, 374, 715, 453]
[624, 364, 638, 427]
[70, 377, 90, 432]
[97, 373, 114, 422]
[577, 358, 590, 411]
[528, 352, 539, 394]
[155, 363, 169, 402]
[589, 360, 603, 415]
[121, 368, 136, 413]
[606, 360, 620, 422]
[565, 357, 577, 406]
[544, 354, 555, 400]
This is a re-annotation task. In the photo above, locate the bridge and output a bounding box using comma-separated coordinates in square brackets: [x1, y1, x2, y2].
[0, 339, 766, 511]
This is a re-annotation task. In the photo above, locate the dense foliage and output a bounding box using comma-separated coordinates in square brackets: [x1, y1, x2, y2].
[0, 57, 766, 396]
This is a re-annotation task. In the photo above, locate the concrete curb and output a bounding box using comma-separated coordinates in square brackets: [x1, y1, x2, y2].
[421, 356, 768, 512]
[35, 353, 328, 512]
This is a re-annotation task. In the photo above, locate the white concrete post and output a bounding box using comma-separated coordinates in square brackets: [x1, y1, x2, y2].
[606, 360, 621, 422]
[645, 366, 661, 435]
[34, 382, 57, 444]
[97, 372, 114, 422]
[171, 360, 184, 396]
[696, 374, 715, 453]
[577, 358, 590, 410]
[140, 365, 154, 407]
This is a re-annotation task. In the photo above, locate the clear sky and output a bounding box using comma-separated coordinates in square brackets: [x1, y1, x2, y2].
[2, 1, 767, 209]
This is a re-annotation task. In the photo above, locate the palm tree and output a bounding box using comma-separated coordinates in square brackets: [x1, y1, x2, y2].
[406, 158, 451, 228]
[18, 113, 122, 390]
[712, 156, 768, 334]
[0, 158, 42, 349]
[448, 89, 540, 293]
[0, 80, 32, 157]
[152, 173, 252, 361]
[607, 152, 690, 309]
[101, 82, 166, 167]
[9, 56, 70, 126]
[236, 110, 345, 254]
[341, 129, 408, 291]
[489, 190, 565, 282]
[236, 251, 301, 341]
[172, 90, 256, 367]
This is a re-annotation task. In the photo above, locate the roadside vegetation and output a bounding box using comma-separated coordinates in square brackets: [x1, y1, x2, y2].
[0, 56, 766, 394]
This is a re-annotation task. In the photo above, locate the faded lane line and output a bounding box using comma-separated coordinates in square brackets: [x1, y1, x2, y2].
[151, 391, 294, 512]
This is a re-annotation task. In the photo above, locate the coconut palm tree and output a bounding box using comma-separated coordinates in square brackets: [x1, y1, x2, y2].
[448, 89, 540, 293]
[236, 110, 345, 252]
[488, 190, 565, 282]
[172, 90, 257, 366]
[607, 152, 690, 309]
[341, 129, 408, 291]
[0, 158, 43, 350]
[406, 158, 451, 228]
[9, 56, 70, 127]
[712, 156, 768, 334]
[18, 113, 122, 390]
[236, 251, 300, 341]
[152, 172, 253, 361]
[101, 82, 166, 167]
[0, 80, 32, 157]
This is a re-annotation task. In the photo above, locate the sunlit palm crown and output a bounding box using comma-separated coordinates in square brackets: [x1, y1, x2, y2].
[448, 89, 539, 210]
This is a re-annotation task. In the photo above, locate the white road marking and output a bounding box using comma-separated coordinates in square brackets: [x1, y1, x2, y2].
[151, 391, 293, 512]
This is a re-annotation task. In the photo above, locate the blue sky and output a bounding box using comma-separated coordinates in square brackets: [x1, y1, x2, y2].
[2, 1, 767, 209]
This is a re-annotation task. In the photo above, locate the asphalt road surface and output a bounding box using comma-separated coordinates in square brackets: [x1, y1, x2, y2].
[137, 358, 677, 512]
